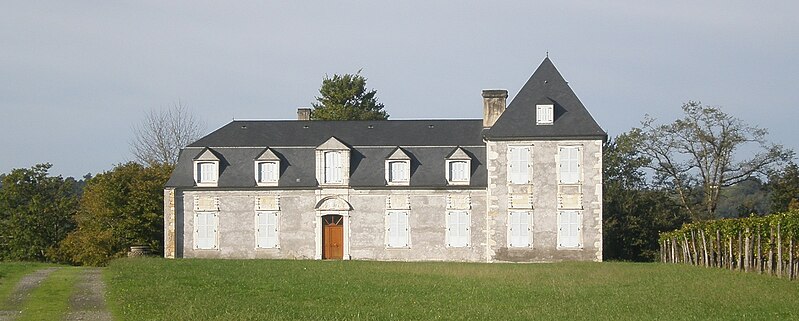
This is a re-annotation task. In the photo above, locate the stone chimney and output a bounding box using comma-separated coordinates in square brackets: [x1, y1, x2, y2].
[482, 89, 507, 128]
[297, 108, 311, 121]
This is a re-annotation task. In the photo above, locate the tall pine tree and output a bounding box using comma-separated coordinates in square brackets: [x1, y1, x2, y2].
[311, 71, 389, 120]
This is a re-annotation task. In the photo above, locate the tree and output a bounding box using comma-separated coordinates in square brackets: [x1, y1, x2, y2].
[311, 71, 389, 120]
[131, 101, 205, 166]
[0, 164, 79, 262]
[603, 133, 689, 261]
[635, 101, 793, 220]
[57, 162, 173, 266]
[769, 162, 799, 212]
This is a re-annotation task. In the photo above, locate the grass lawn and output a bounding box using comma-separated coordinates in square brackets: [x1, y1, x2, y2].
[0, 262, 55, 308]
[105, 258, 799, 320]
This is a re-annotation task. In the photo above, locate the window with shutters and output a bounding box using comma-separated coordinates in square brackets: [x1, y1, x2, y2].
[447, 161, 469, 184]
[387, 160, 410, 184]
[508, 211, 532, 248]
[194, 212, 218, 250]
[446, 211, 470, 247]
[557, 210, 582, 249]
[195, 162, 218, 186]
[536, 104, 554, 125]
[385, 211, 410, 248]
[324, 151, 342, 184]
[508, 146, 531, 184]
[256, 161, 279, 185]
[558, 146, 581, 184]
[255, 211, 279, 249]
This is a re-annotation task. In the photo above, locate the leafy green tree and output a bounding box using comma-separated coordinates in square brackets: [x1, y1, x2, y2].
[603, 133, 690, 261]
[58, 162, 173, 266]
[769, 162, 799, 212]
[311, 71, 389, 120]
[635, 101, 793, 220]
[0, 164, 78, 262]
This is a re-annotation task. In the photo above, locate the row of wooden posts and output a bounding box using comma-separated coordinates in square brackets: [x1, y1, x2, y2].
[660, 212, 799, 280]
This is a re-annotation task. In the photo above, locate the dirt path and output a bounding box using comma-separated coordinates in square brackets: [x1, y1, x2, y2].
[63, 268, 111, 321]
[0, 267, 61, 321]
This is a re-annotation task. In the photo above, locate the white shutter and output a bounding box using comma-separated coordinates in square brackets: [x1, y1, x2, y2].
[325, 152, 341, 183]
[196, 212, 217, 249]
[447, 211, 469, 247]
[387, 211, 409, 247]
[199, 163, 215, 183]
[389, 161, 408, 182]
[559, 147, 580, 184]
[558, 211, 581, 248]
[450, 161, 468, 182]
[509, 147, 529, 184]
[509, 211, 531, 247]
[258, 162, 277, 183]
[257, 212, 279, 248]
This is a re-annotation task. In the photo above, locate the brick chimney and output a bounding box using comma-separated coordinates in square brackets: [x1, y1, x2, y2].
[482, 89, 507, 128]
[297, 108, 311, 121]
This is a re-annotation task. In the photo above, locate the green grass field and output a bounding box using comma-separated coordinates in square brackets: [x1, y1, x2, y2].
[105, 258, 799, 320]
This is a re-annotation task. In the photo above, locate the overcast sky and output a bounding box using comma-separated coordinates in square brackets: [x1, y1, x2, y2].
[2, 1, 797, 178]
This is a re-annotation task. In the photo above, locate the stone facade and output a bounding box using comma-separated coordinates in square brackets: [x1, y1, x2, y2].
[163, 57, 606, 263]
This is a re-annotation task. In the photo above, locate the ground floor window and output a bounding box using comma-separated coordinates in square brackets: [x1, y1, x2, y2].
[558, 210, 582, 248]
[446, 211, 470, 247]
[256, 211, 279, 248]
[508, 211, 532, 248]
[385, 211, 410, 248]
[194, 212, 218, 250]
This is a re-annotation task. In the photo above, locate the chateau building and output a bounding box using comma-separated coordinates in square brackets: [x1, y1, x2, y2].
[163, 57, 606, 262]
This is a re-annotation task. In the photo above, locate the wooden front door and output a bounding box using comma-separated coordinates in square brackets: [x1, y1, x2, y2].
[322, 215, 344, 259]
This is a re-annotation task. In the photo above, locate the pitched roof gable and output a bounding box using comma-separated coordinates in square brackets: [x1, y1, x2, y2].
[386, 147, 411, 160]
[484, 57, 606, 140]
[446, 147, 471, 160]
[194, 147, 220, 161]
[255, 148, 280, 161]
[316, 136, 349, 150]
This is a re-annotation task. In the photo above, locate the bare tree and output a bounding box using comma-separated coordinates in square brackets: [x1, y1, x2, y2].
[131, 102, 205, 166]
[633, 101, 793, 221]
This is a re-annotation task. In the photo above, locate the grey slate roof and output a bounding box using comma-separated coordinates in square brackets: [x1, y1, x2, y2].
[484, 57, 606, 140]
[167, 119, 487, 188]
[166, 57, 603, 189]
[189, 120, 484, 147]
[166, 145, 486, 188]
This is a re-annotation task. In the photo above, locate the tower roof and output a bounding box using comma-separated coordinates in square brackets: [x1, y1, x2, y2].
[484, 57, 606, 140]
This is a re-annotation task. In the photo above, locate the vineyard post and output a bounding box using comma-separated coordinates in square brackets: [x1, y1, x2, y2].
[756, 225, 762, 274]
[701, 229, 709, 267]
[745, 228, 751, 273]
[716, 228, 724, 268]
[769, 226, 775, 275]
[777, 222, 783, 278]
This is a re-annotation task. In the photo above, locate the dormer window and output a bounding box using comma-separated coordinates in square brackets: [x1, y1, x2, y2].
[193, 148, 220, 187]
[316, 137, 350, 186]
[254, 148, 281, 187]
[388, 161, 409, 183]
[256, 162, 279, 184]
[445, 147, 471, 186]
[448, 161, 469, 182]
[196, 162, 218, 184]
[536, 104, 554, 125]
[385, 147, 411, 186]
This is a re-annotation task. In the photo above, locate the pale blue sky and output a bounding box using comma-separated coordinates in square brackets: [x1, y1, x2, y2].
[1, 1, 797, 177]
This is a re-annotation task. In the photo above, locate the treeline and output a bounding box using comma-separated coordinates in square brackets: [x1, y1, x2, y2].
[603, 102, 797, 262]
[0, 162, 171, 266]
[660, 211, 799, 279]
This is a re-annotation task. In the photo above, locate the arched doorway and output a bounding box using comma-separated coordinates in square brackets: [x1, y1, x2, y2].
[322, 215, 344, 259]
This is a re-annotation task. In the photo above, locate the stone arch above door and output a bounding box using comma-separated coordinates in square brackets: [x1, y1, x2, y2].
[314, 196, 352, 212]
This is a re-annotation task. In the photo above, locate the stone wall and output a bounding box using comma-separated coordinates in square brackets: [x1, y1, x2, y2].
[486, 139, 603, 262]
